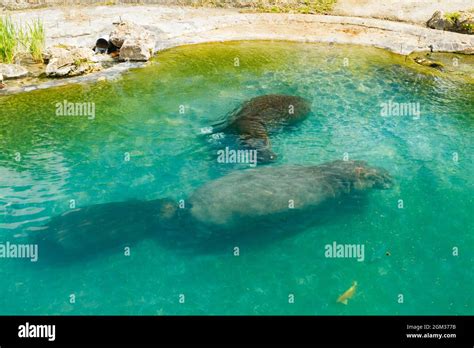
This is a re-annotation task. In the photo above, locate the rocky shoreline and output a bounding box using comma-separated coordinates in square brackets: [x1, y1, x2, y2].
[1, 5, 473, 95]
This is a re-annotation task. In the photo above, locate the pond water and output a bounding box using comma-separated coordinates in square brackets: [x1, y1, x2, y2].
[0, 41, 472, 315]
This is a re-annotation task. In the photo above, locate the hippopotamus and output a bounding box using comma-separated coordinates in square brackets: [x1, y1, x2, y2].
[34, 160, 392, 259]
[215, 94, 312, 163]
[188, 160, 392, 229]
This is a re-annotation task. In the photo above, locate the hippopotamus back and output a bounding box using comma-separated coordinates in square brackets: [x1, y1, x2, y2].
[230, 94, 311, 128]
[188, 160, 392, 227]
[216, 94, 312, 163]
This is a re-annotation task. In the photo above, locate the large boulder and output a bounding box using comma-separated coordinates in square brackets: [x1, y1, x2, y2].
[427, 11, 453, 31]
[120, 35, 155, 61]
[109, 21, 140, 48]
[44, 46, 99, 77]
[0, 63, 28, 79]
[109, 21, 156, 61]
[427, 10, 474, 35]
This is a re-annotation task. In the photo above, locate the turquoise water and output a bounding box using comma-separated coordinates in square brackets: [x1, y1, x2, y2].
[0, 41, 472, 315]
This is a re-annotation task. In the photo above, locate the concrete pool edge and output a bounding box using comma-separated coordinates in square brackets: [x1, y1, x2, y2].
[1, 6, 474, 95]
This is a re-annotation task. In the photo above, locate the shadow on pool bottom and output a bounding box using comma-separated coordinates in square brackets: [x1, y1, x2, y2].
[31, 193, 369, 266]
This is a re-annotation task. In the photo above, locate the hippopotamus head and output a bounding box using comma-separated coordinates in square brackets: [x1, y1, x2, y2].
[242, 137, 277, 164]
[257, 148, 277, 163]
[350, 161, 393, 190]
[323, 160, 393, 190]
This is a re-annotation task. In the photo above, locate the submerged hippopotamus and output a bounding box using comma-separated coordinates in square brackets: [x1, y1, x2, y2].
[35, 160, 392, 259]
[188, 160, 392, 228]
[215, 94, 312, 163]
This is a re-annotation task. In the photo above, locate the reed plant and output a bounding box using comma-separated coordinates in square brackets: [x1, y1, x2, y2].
[0, 16, 17, 63]
[28, 19, 46, 63]
[0, 16, 45, 64]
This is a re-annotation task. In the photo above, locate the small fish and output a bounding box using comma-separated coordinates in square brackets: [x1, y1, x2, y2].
[337, 281, 357, 305]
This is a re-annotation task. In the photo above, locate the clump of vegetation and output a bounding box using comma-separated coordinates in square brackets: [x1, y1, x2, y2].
[254, 0, 337, 14]
[462, 23, 473, 34]
[28, 19, 46, 62]
[0, 16, 45, 64]
[0, 16, 17, 64]
[444, 12, 461, 25]
[443, 11, 474, 34]
[191, 0, 225, 8]
[189, 0, 336, 14]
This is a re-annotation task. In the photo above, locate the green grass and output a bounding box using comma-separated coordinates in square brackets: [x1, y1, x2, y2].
[443, 11, 474, 34]
[0, 16, 17, 64]
[28, 19, 46, 62]
[444, 12, 461, 25]
[253, 0, 337, 14]
[462, 23, 473, 33]
[0, 16, 45, 64]
[189, 0, 337, 14]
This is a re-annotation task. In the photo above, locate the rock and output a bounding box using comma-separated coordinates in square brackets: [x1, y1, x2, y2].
[427, 11, 453, 31]
[90, 54, 115, 63]
[42, 46, 73, 64]
[44, 46, 99, 77]
[0, 73, 3, 82]
[109, 21, 156, 61]
[0, 64, 28, 79]
[120, 36, 155, 61]
[455, 47, 474, 55]
[109, 21, 140, 48]
[427, 10, 474, 34]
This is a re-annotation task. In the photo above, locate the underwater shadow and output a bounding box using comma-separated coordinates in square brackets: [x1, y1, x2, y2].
[30, 198, 173, 267]
[31, 193, 371, 266]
